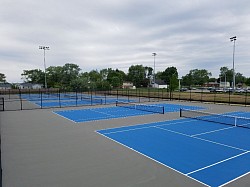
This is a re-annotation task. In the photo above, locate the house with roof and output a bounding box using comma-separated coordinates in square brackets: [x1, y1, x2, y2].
[152, 80, 168, 89]
[0, 82, 12, 90]
[18, 83, 43, 89]
[122, 82, 134, 89]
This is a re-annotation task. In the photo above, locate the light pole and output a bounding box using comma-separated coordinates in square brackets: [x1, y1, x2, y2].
[230, 36, 236, 91]
[152, 53, 157, 87]
[39, 46, 50, 89]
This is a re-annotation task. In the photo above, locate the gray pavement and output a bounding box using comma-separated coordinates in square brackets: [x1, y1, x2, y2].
[1, 101, 250, 187]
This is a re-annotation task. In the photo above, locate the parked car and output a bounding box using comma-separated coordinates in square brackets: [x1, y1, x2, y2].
[223, 88, 233, 93]
[210, 88, 223, 93]
[180, 88, 188, 92]
[235, 88, 245, 93]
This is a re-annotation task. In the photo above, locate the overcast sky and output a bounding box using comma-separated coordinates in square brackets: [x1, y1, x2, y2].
[1, 0, 250, 82]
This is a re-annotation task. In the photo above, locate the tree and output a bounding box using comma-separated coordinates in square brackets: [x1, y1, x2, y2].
[235, 73, 246, 85]
[182, 73, 193, 88]
[127, 65, 146, 87]
[144, 66, 153, 79]
[219, 66, 246, 86]
[70, 78, 89, 91]
[21, 69, 44, 84]
[88, 70, 101, 82]
[160, 67, 178, 84]
[61, 63, 81, 88]
[46, 66, 63, 88]
[208, 78, 217, 82]
[182, 69, 211, 87]
[159, 67, 178, 91]
[0, 73, 6, 82]
[219, 67, 232, 83]
[192, 69, 211, 85]
[107, 69, 125, 88]
[246, 78, 250, 86]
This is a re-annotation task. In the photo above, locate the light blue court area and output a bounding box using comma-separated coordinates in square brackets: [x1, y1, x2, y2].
[21, 93, 132, 107]
[54, 103, 205, 123]
[97, 111, 250, 187]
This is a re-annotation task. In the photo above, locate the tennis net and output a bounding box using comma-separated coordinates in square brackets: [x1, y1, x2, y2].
[180, 108, 250, 129]
[81, 96, 103, 104]
[116, 102, 164, 114]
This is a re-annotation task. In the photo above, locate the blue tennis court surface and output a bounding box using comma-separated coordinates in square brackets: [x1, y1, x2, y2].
[97, 111, 250, 187]
[54, 103, 205, 123]
[21, 93, 132, 107]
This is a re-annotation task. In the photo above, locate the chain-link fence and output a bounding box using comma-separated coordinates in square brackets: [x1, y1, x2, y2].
[0, 88, 250, 111]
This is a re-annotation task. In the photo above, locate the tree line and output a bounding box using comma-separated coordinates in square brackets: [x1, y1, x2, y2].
[1, 63, 250, 91]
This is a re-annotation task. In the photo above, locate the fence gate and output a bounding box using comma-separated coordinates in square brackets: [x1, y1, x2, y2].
[0, 97, 4, 111]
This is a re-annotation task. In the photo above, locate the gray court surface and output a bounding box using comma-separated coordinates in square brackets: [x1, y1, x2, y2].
[1, 101, 250, 187]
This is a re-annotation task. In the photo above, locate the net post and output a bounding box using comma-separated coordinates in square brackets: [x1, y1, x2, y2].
[180, 108, 182, 117]
[115, 100, 118, 106]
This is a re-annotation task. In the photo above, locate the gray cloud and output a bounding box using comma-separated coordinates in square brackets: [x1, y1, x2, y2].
[0, 0, 250, 82]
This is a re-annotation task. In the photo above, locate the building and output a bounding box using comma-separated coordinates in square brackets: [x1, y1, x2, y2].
[219, 82, 230, 88]
[122, 82, 134, 89]
[203, 82, 220, 88]
[18, 83, 43, 89]
[152, 80, 168, 89]
[0, 82, 12, 90]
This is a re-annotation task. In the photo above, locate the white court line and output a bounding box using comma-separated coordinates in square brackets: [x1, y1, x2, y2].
[219, 171, 250, 187]
[52, 111, 78, 124]
[155, 126, 248, 152]
[95, 131, 210, 187]
[101, 119, 197, 135]
[191, 126, 235, 137]
[89, 108, 116, 117]
[186, 151, 250, 175]
[96, 111, 250, 187]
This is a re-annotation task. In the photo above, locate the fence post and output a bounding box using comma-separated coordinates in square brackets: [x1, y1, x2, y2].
[104, 92, 107, 105]
[158, 89, 160, 102]
[213, 92, 216, 104]
[40, 89, 43, 109]
[245, 91, 247, 107]
[178, 89, 181, 101]
[138, 89, 141, 103]
[0, 97, 4, 111]
[116, 89, 118, 101]
[200, 89, 203, 102]
[19, 89, 23, 110]
[229, 91, 231, 105]
[148, 89, 150, 102]
[189, 89, 192, 102]
[59, 89, 61, 108]
[90, 90, 93, 105]
[75, 89, 78, 106]
[128, 89, 130, 102]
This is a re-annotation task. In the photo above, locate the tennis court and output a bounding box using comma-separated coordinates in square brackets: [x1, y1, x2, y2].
[21, 93, 133, 107]
[54, 103, 205, 123]
[97, 110, 250, 187]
